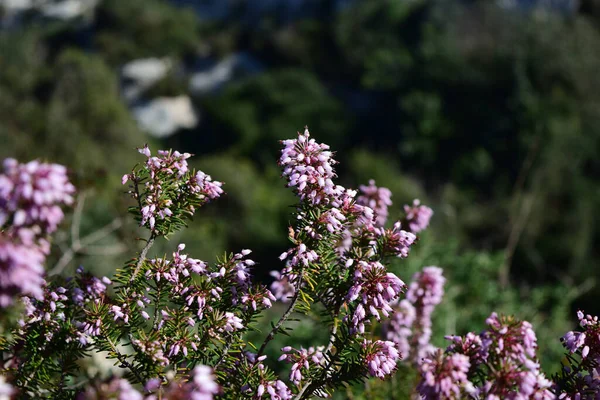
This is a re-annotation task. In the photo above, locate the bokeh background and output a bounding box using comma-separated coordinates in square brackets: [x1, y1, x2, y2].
[1, 0, 599, 392]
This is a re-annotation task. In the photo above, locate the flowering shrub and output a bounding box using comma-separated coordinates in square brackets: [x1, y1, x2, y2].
[0, 128, 597, 399]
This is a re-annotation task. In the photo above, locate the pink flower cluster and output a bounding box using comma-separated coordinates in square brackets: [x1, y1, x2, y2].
[0, 158, 75, 306]
[272, 130, 417, 302]
[17, 267, 112, 348]
[279, 128, 342, 205]
[363, 340, 401, 379]
[240, 352, 293, 399]
[384, 266, 445, 363]
[77, 365, 219, 400]
[562, 311, 600, 360]
[417, 313, 554, 399]
[357, 180, 392, 227]
[403, 199, 433, 233]
[346, 260, 405, 334]
[556, 311, 600, 399]
[379, 222, 417, 258]
[255, 380, 292, 400]
[418, 350, 473, 399]
[279, 346, 326, 384]
[122, 145, 223, 233]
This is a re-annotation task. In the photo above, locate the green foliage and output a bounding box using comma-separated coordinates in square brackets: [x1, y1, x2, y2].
[1, 0, 599, 394]
[202, 69, 350, 159]
[390, 238, 576, 375]
[0, 35, 147, 188]
[94, 0, 203, 65]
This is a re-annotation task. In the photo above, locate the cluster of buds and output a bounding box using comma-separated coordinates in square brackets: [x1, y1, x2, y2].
[403, 199, 433, 233]
[417, 313, 554, 399]
[356, 180, 392, 227]
[555, 311, 600, 399]
[379, 222, 417, 259]
[279, 346, 326, 385]
[362, 340, 401, 379]
[77, 365, 219, 399]
[122, 145, 223, 235]
[384, 266, 445, 364]
[279, 129, 342, 205]
[346, 260, 405, 334]
[0, 158, 75, 305]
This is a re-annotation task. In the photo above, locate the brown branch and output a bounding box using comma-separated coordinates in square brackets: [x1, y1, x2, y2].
[257, 269, 304, 358]
[49, 218, 124, 276]
[129, 234, 155, 283]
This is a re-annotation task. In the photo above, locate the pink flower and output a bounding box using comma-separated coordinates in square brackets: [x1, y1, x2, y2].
[0, 158, 74, 306]
[279, 346, 326, 384]
[418, 350, 473, 399]
[379, 222, 416, 258]
[346, 261, 405, 333]
[279, 128, 343, 205]
[363, 340, 401, 379]
[357, 180, 392, 227]
[404, 199, 433, 233]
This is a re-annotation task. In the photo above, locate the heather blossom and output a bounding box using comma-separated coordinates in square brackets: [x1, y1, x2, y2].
[555, 311, 600, 399]
[279, 128, 342, 205]
[122, 145, 223, 234]
[561, 311, 600, 359]
[346, 261, 405, 334]
[279, 346, 326, 384]
[0, 158, 75, 305]
[357, 179, 392, 227]
[363, 340, 401, 379]
[418, 313, 554, 400]
[418, 350, 473, 399]
[0, 158, 75, 236]
[379, 221, 417, 259]
[255, 379, 293, 400]
[403, 199, 433, 233]
[384, 266, 446, 364]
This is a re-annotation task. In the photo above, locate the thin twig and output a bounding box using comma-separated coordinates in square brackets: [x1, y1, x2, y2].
[500, 133, 541, 287]
[49, 218, 124, 275]
[130, 234, 156, 282]
[500, 195, 535, 287]
[325, 319, 338, 354]
[71, 192, 86, 243]
[101, 324, 145, 384]
[214, 339, 233, 369]
[78, 243, 127, 255]
[295, 306, 342, 400]
[257, 270, 304, 358]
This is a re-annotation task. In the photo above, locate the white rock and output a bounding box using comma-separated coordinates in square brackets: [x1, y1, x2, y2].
[40, 0, 97, 20]
[133, 96, 198, 138]
[121, 58, 172, 102]
[122, 58, 172, 87]
[189, 53, 263, 94]
[0, 0, 36, 11]
[189, 57, 236, 94]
